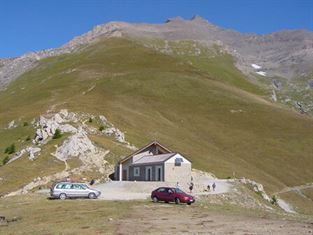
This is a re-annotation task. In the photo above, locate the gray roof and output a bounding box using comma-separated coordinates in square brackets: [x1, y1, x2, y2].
[131, 153, 176, 165]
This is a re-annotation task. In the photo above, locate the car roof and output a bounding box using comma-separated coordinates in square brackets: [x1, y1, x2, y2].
[158, 187, 175, 190]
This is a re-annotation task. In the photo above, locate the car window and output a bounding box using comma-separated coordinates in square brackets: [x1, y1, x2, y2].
[71, 184, 83, 190]
[157, 188, 166, 192]
[167, 188, 173, 193]
[80, 184, 87, 190]
[61, 184, 71, 189]
[175, 188, 184, 194]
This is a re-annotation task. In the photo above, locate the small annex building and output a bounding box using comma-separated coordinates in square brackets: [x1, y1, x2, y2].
[114, 141, 191, 182]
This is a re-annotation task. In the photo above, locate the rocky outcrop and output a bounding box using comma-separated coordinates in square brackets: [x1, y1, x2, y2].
[52, 127, 95, 161]
[239, 177, 271, 202]
[7, 147, 41, 164]
[7, 120, 17, 129]
[34, 109, 78, 144]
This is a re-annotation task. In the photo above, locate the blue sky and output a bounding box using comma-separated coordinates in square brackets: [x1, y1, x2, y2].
[0, 0, 312, 58]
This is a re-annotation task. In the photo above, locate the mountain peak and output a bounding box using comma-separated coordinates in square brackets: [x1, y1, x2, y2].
[191, 15, 207, 23]
[165, 16, 185, 23]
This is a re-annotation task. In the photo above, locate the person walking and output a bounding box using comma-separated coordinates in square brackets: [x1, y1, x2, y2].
[212, 182, 216, 191]
[207, 184, 211, 191]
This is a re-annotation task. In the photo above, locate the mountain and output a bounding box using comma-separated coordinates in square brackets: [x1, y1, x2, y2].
[0, 16, 312, 214]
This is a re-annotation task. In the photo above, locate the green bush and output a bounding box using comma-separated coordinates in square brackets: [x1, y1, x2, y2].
[271, 195, 278, 205]
[88, 117, 93, 123]
[26, 136, 31, 141]
[4, 144, 15, 154]
[23, 122, 29, 126]
[52, 129, 62, 139]
[2, 156, 10, 165]
[99, 126, 105, 132]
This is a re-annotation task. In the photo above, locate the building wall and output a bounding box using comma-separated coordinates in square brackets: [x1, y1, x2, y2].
[115, 158, 133, 181]
[129, 163, 164, 181]
[164, 153, 191, 183]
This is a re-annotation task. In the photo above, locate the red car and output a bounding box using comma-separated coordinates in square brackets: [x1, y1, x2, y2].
[151, 187, 195, 205]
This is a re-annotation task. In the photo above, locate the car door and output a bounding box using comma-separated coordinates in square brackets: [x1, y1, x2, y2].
[166, 188, 175, 202]
[71, 184, 85, 198]
[156, 187, 167, 201]
[62, 183, 73, 197]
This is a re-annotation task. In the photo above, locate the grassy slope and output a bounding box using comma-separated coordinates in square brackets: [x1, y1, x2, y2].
[0, 37, 312, 197]
[0, 194, 134, 234]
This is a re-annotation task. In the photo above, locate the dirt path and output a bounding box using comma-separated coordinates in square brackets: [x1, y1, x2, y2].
[275, 183, 313, 195]
[116, 204, 313, 235]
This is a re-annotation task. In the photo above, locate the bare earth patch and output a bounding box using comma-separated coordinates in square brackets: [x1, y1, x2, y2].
[116, 204, 313, 235]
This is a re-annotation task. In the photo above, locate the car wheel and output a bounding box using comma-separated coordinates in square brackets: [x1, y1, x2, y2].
[152, 196, 158, 203]
[175, 198, 180, 204]
[88, 193, 96, 199]
[187, 202, 191, 205]
[59, 193, 67, 200]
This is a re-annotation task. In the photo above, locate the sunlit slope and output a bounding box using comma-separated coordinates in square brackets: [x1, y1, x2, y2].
[0, 38, 312, 194]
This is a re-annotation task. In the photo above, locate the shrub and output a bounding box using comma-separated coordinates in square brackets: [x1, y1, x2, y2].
[53, 129, 62, 139]
[26, 136, 31, 141]
[88, 117, 93, 123]
[4, 144, 15, 154]
[2, 156, 10, 165]
[271, 195, 278, 205]
[99, 126, 105, 132]
[23, 122, 29, 126]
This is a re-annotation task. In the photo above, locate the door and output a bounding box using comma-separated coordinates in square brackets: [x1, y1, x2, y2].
[155, 166, 163, 181]
[165, 188, 175, 202]
[145, 167, 152, 181]
[122, 169, 128, 181]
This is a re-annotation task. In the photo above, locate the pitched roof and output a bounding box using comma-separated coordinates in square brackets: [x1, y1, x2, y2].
[131, 153, 176, 165]
[119, 141, 172, 164]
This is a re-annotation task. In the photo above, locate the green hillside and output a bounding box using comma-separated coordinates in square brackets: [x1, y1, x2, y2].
[0, 37, 312, 200]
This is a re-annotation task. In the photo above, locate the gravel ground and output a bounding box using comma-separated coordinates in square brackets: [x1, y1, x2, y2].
[94, 179, 232, 200]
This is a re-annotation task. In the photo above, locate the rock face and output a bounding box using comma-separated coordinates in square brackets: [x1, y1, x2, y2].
[0, 48, 74, 90]
[34, 109, 77, 144]
[52, 127, 95, 161]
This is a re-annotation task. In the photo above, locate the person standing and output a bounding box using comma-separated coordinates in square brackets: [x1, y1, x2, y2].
[176, 182, 180, 190]
[212, 182, 216, 191]
[189, 181, 194, 193]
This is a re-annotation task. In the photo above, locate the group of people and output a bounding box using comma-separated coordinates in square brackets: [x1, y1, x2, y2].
[175, 180, 216, 193]
[207, 182, 216, 192]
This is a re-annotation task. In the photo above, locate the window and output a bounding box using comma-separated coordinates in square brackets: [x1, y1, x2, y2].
[134, 167, 140, 176]
[157, 188, 166, 192]
[60, 184, 71, 189]
[71, 184, 82, 190]
[175, 158, 184, 166]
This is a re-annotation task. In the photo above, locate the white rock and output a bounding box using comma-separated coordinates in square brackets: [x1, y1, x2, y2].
[8, 120, 17, 129]
[251, 64, 262, 69]
[256, 71, 267, 76]
[52, 128, 96, 161]
[99, 115, 108, 124]
[8, 149, 26, 164]
[59, 124, 77, 133]
[26, 147, 41, 160]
